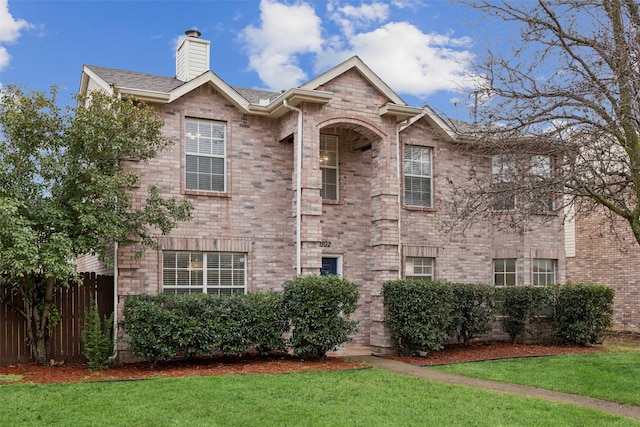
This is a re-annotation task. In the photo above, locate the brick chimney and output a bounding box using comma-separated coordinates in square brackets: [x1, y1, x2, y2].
[176, 29, 210, 82]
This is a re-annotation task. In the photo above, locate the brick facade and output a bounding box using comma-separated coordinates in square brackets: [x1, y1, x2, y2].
[79, 40, 570, 356]
[565, 204, 640, 330]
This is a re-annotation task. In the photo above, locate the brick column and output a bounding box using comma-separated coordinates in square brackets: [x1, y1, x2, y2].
[369, 129, 400, 349]
[294, 104, 323, 276]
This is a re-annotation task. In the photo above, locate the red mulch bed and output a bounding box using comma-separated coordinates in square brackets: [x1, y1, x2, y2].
[4, 338, 634, 384]
[386, 341, 608, 365]
[0, 354, 368, 384]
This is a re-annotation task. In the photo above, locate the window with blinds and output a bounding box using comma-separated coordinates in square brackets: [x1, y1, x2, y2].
[162, 252, 246, 296]
[320, 134, 338, 200]
[404, 145, 433, 207]
[405, 257, 434, 280]
[185, 118, 226, 192]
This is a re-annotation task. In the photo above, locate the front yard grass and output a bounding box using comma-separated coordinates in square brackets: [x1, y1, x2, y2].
[1, 368, 638, 426]
[432, 348, 640, 406]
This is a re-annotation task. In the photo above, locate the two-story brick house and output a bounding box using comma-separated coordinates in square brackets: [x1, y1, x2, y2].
[77, 31, 566, 354]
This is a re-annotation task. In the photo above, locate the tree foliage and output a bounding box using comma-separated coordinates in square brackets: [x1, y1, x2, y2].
[0, 85, 193, 365]
[452, 0, 640, 245]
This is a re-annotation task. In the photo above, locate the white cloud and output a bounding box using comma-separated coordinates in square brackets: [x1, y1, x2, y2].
[0, 0, 33, 71]
[239, 0, 323, 90]
[328, 1, 388, 37]
[240, 0, 478, 99]
[0, 46, 9, 71]
[320, 21, 477, 98]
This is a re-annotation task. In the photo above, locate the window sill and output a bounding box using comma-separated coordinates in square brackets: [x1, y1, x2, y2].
[403, 205, 436, 212]
[322, 199, 341, 205]
[183, 189, 231, 198]
[532, 211, 557, 216]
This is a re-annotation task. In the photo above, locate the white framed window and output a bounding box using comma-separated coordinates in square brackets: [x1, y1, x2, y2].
[493, 259, 517, 287]
[531, 155, 553, 211]
[492, 154, 516, 211]
[404, 145, 433, 207]
[533, 259, 556, 286]
[163, 252, 246, 296]
[405, 257, 434, 280]
[185, 118, 226, 192]
[320, 134, 338, 200]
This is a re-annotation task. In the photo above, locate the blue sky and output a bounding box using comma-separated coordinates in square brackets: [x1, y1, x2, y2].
[1, 0, 487, 121]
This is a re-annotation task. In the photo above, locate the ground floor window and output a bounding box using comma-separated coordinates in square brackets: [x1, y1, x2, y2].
[493, 259, 517, 287]
[533, 258, 556, 286]
[162, 251, 246, 296]
[405, 257, 434, 280]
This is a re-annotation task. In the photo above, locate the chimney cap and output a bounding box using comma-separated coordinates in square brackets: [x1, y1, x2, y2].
[185, 29, 201, 38]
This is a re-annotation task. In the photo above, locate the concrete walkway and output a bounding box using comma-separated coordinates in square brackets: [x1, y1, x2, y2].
[347, 355, 640, 422]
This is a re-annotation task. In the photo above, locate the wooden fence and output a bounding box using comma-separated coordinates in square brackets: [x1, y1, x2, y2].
[0, 273, 114, 367]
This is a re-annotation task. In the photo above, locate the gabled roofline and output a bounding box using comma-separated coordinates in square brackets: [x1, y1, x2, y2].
[418, 105, 459, 141]
[300, 56, 407, 106]
[80, 65, 115, 96]
[167, 70, 249, 108]
[80, 66, 335, 118]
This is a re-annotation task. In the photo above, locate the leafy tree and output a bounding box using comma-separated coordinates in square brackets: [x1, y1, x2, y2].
[0, 85, 192, 365]
[451, 0, 640, 245]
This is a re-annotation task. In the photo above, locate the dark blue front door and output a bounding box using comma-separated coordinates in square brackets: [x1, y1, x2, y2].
[321, 257, 338, 276]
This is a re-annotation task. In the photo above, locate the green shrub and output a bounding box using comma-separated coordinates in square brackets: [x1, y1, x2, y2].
[245, 291, 288, 355]
[553, 284, 614, 346]
[165, 294, 217, 358]
[121, 294, 179, 367]
[498, 286, 554, 343]
[211, 294, 254, 357]
[383, 280, 454, 356]
[283, 275, 359, 359]
[121, 291, 292, 365]
[449, 284, 497, 345]
[81, 301, 114, 370]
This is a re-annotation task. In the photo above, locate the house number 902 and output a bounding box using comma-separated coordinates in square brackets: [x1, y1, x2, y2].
[319, 241, 332, 248]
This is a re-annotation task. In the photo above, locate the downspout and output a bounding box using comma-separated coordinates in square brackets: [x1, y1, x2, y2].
[283, 99, 303, 276]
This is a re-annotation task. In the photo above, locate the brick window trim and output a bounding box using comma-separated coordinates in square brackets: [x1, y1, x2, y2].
[182, 189, 231, 198]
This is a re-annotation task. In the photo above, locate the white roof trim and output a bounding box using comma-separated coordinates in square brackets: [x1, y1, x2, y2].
[80, 65, 115, 96]
[379, 104, 423, 123]
[168, 71, 250, 110]
[300, 56, 406, 106]
[248, 88, 334, 118]
[421, 106, 459, 141]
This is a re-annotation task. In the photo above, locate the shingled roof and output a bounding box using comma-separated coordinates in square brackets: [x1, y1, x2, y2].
[85, 65, 282, 104]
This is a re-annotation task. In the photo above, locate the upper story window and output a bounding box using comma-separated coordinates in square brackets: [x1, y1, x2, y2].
[491, 154, 516, 211]
[163, 251, 246, 296]
[405, 257, 434, 281]
[533, 259, 556, 286]
[531, 155, 553, 211]
[404, 145, 433, 207]
[493, 258, 517, 287]
[320, 134, 338, 200]
[185, 118, 226, 192]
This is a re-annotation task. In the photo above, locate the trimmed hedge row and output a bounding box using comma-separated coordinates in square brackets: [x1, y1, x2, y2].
[383, 280, 614, 355]
[121, 275, 359, 366]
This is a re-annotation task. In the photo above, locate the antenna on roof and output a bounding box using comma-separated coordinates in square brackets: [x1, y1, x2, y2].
[470, 90, 479, 125]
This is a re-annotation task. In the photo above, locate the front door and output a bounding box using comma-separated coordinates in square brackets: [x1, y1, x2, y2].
[321, 257, 339, 276]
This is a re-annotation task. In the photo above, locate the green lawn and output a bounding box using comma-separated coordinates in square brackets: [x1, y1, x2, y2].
[1, 369, 638, 426]
[433, 350, 640, 405]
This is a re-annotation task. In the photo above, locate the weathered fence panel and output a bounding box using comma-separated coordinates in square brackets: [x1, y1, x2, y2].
[0, 273, 114, 367]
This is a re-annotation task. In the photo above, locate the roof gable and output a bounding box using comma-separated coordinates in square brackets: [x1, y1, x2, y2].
[300, 56, 407, 106]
